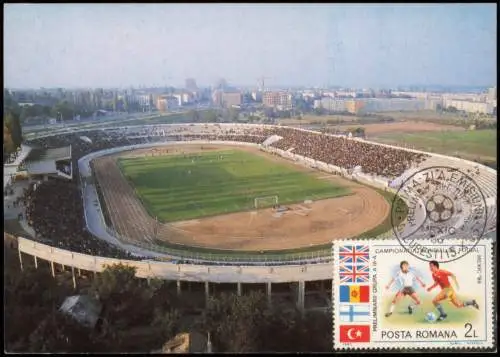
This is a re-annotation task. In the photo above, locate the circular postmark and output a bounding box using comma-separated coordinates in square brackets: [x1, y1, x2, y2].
[391, 166, 487, 263]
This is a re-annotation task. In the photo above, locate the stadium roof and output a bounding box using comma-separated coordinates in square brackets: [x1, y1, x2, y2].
[24, 145, 71, 163]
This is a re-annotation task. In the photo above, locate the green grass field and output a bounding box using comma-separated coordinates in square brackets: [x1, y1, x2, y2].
[372, 129, 497, 164]
[381, 295, 481, 328]
[117, 149, 352, 222]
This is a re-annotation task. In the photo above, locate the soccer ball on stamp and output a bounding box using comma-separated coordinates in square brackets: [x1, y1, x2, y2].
[425, 312, 437, 323]
[426, 194, 454, 223]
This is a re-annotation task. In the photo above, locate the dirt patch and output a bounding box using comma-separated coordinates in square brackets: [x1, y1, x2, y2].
[92, 144, 390, 251]
[334, 121, 465, 136]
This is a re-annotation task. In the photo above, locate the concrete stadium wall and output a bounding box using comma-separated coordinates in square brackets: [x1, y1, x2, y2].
[17, 237, 332, 283]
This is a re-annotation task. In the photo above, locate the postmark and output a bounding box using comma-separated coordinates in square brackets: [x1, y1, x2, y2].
[391, 166, 488, 263]
[332, 238, 494, 350]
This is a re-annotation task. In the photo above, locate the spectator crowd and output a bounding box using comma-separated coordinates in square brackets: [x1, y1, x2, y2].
[20, 124, 430, 261]
[269, 127, 428, 178]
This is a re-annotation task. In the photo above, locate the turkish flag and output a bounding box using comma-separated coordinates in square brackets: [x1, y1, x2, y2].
[339, 325, 370, 343]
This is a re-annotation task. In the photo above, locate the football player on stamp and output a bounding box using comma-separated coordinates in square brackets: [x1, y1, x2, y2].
[384, 260, 426, 317]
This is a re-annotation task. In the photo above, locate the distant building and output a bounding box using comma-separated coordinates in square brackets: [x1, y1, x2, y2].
[221, 91, 242, 108]
[487, 86, 497, 103]
[443, 99, 494, 114]
[138, 94, 153, 111]
[156, 95, 180, 112]
[442, 93, 484, 102]
[360, 98, 426, 113]
[334, 90, 357, 98]
[182, 92, 194, 104]
[211, 89, 223, 107]
[344, 100, 366, 114]
[262, 91, 293, 110]
[391, 91, 426, 99]
[216, 78, 228, 91]
[185, 78, 198, 92]
[251, 91, 262, 102]
[425, 97, 444, 111]
[314, 98, 348, 112]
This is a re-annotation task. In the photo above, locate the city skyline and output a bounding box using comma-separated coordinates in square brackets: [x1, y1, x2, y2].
[4, 3, 497, 89]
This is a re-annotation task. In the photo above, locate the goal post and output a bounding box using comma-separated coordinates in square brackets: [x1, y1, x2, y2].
[254, 195, 279, 210]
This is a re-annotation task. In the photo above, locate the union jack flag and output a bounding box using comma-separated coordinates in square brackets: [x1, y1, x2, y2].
[339, 264, 370, 283]
[339, 245, 369, 265]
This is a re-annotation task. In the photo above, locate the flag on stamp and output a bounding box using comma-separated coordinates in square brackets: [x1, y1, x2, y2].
[339, 263, 369, 283]
[339, 325, 370, 343]
[339, 245, 369, 264]
[339, 285, 370, 303]
[339, 304, 370, 323]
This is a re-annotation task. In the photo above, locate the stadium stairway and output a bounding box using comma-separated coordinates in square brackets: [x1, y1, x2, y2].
[262, 135, 283, 147]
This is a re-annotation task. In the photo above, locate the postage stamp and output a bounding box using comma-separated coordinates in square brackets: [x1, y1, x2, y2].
[332, 238, 495, 350]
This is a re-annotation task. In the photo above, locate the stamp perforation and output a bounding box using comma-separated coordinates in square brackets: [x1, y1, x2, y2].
[332, 237, 496, 351]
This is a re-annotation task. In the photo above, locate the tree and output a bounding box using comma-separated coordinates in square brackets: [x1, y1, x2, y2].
[4, 261, 74, 352]
[203, 110, 218, 123]
[228, 107, 239, 122]
[123, 96, 129, 113]
[86, 264, 180, 352]
[354, 127, 366, 136]
[112, 93, 118, 112]
[313, 107, 325, 116]
[51, 101, 75, 121]
[264, 108, 275, 119]
[187, 110, 200, 122]
[202, 291, 269, 352]
[4, 111, 23, 149]
[25, 310, 99, 353]
[3, 90, 21, 117]
[4, 125, 15, 158]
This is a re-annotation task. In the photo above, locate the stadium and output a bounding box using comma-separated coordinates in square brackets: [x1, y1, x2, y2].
[5, 123, 497, 312]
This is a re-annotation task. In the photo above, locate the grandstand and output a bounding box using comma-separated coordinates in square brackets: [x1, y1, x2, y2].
[5, 122, 496, 313]
[4, 144, 73, 189]
[13, 123, 496, 257]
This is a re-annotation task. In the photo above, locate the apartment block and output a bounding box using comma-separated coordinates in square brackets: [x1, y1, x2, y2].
[314, 97, 348, 112]
[221, 92, 242, 108]
[262, 91, 293, 110]
[443, 99, 494, 114]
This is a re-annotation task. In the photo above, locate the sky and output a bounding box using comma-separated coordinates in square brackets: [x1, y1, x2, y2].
[4, 3, 497, 89]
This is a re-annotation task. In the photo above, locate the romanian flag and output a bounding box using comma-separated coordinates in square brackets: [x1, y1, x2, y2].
[339, 285, 369, 303]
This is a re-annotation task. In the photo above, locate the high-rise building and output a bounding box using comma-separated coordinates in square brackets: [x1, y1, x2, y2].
[216, 78, 228, 91]
[487, 86, 497, 103]
[185, 78, 198, 91]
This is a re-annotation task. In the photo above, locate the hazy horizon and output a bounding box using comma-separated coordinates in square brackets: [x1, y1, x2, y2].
[4, 4, 497, 90]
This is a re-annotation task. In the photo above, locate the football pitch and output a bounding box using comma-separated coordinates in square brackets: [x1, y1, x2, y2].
[117, 149, 352, 222]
